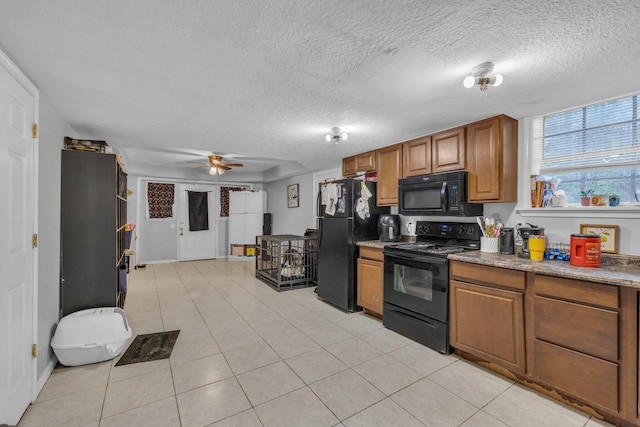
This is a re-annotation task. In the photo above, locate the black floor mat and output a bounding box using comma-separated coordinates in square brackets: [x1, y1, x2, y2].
[115, 330, 180, 366]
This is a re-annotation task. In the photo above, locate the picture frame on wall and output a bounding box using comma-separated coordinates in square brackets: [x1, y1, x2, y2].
[287, 183, 299, 208]
[579, 224, 619, 254]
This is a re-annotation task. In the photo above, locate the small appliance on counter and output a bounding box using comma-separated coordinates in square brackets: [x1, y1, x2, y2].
[499, 227, 515, 255]
[378, 214, 401, 242]
[517, 225, 545, 258]
[570, 234, 601, 267]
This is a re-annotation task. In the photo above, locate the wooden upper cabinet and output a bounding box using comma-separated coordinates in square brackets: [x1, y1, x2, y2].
[342, 151, 376, 177]
[402, 135, 432, 177]
[466, 115, 518, 203]
[376, 144, 403, 206]
[342, 156, 357, 177]
[432, 127, 466, 173]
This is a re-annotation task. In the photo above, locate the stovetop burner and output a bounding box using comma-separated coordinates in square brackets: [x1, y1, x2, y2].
[384, 221, 481, 258]
[390, 242, 469, 256]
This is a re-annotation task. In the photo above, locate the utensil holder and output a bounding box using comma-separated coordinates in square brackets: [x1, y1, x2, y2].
[480, 237, 499, 253]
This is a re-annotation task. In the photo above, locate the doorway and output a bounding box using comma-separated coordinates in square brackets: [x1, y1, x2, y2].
[178, 183, 219, 261]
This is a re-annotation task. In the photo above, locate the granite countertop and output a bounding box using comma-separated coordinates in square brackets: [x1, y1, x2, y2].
[449, 251, 640, 289]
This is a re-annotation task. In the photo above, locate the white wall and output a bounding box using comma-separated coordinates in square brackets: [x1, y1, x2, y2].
[263, 172, 317, 235]
[136, 177, 179, 263]
[132, 176, 262, 262]
[37, 95, 75, 383]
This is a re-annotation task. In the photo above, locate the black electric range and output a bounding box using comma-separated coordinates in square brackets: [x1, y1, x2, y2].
[382, 221, 481, 353]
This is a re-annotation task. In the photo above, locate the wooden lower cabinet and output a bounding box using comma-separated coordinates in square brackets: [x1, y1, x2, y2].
[531, 275, 623, 414]
[450, 262, 640, 426]
[450, 279, 526, 374]
[357, 247, 384, 316]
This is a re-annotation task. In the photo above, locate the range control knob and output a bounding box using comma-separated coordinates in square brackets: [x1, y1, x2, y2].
[464, 225, 474, 235]
[417, 223, 431, 234]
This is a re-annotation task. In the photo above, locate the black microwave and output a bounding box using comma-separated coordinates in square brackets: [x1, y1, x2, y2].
[398, 171, 483, 217]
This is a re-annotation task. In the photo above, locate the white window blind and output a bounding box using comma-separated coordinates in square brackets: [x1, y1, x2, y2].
[537, 93, 640, 204]
[541, 94, 640, 173]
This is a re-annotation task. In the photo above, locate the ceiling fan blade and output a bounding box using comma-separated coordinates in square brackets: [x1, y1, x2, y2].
[219, 165, 232, 170]
[221, 163, 243, 167]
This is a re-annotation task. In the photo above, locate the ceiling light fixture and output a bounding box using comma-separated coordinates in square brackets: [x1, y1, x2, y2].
[325, 127, 348, 144]
[209, 166, 225, 175]
[463, 62, 503, 92]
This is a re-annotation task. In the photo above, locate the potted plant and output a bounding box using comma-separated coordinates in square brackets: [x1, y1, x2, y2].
[608, 192, 620, 207]
[579, 189, 593, 206]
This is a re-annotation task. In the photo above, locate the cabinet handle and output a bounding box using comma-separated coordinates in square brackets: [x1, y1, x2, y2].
[180, 227, 184, 236]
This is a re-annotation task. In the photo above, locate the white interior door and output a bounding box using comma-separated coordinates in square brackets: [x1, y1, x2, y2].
[0, 58, 35, 425]
[178, 184, 218, 261]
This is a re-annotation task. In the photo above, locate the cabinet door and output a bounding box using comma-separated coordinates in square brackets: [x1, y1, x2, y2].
[357, 258, 384, 315]
[229, 213, 245, 245]
[467, 117, 501, 201]
[342, 156, 357, 177]
[467, 115, 518, 202]
[450, 280, 526, 374]
[356, 151, 376, 172]
[376, 144, 402, 206]
[432, 127, 465, 173]
[343, 152, 376, 177]
[245, 192, 264, 213]
[403, 136, 431, 177]
[244, 213, 263, 244]
[229, 192, 246, 214]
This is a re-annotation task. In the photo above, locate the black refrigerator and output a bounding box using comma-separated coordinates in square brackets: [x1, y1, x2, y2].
[316, 179, 389, 311]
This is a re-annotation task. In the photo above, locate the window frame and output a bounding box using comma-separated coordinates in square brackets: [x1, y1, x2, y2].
[517, 111, 640, 219]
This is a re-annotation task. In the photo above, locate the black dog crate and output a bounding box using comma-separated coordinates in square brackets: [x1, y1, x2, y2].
[255, 234, 317, 291]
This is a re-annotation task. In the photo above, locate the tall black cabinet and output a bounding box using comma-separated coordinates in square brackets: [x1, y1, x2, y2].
[60, 149, 127, 317]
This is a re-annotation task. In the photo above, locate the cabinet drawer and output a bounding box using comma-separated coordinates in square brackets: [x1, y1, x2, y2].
[534, 296, 618, 362]
[450, 261, 525, 291]
[359, 246, 384, 262]
[533, 339, 618, 412]
[535, 275, 618, 309]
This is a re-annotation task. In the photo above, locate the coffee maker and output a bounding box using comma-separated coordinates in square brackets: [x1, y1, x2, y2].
[518, 225, 545, 258]
[378, 214, 401, 242]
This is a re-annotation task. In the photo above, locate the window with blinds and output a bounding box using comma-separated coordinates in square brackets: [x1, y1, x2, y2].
[539, 93, 640, 204]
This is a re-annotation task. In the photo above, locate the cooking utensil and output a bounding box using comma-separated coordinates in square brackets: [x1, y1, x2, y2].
[477, 217, 486, 237]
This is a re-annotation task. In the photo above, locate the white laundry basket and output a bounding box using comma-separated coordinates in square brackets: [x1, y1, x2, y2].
[51, 307, 132, 366]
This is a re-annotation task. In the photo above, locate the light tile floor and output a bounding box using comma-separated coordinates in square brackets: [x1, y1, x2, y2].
[18, 260, 616, 427]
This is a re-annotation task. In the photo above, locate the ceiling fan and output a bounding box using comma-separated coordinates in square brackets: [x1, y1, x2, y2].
[189, 155, 243, 175]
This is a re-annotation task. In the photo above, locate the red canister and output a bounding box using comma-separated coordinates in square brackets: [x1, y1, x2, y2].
[570, 234, 601, 267]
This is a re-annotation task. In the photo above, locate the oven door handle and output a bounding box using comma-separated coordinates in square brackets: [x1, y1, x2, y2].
[384, 252, 448, 265]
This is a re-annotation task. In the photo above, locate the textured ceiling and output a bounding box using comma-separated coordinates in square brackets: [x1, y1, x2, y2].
[1, 0, 639, 182]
